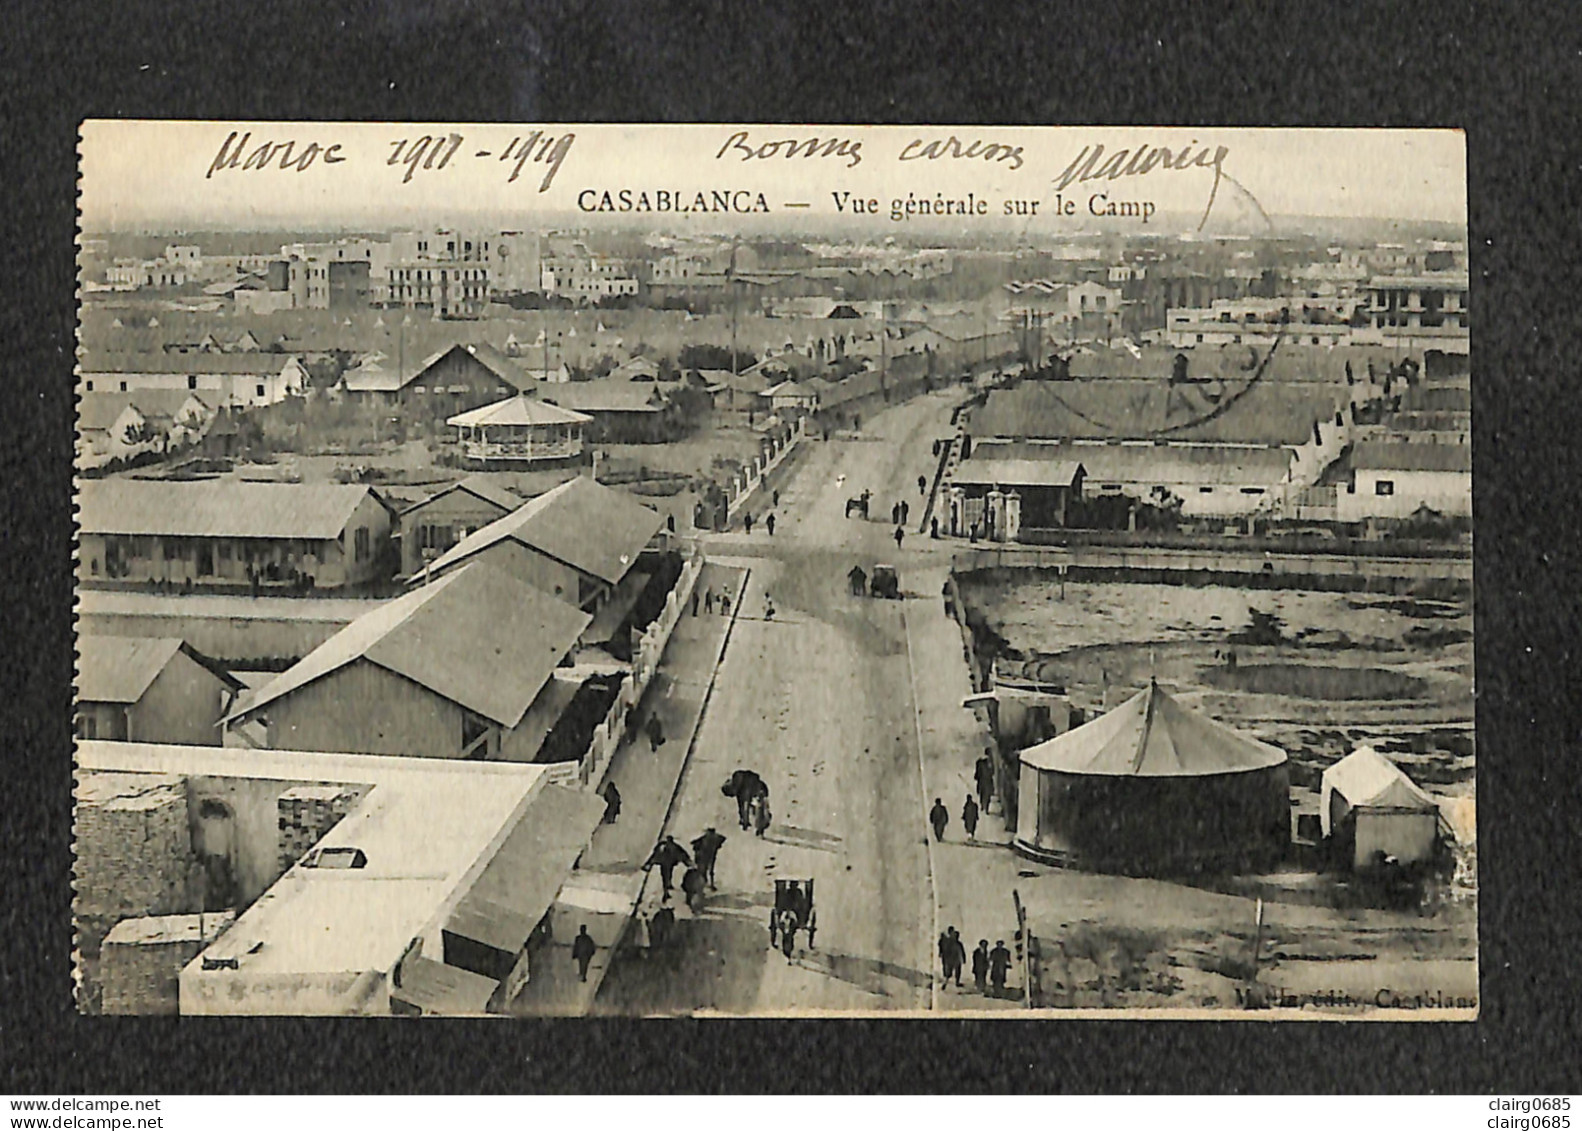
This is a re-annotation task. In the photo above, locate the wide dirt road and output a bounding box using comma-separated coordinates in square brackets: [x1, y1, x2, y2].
[595, 388, 961, 1014]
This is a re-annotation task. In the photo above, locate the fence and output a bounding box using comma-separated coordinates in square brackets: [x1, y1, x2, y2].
[561, 543, 707, 791]
[951, 544, 1473, 587]
[725, 416, 806, 520]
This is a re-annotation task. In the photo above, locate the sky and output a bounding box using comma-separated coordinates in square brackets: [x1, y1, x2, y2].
[80, 122, 1466, 236]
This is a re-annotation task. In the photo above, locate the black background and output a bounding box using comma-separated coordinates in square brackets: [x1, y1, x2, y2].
[6, 0, 1581, 1094]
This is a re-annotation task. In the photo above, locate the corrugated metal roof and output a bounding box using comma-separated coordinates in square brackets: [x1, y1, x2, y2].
[971, 378, 1344, 445]
[1020, 682, 1287, 777]
[1350, 441, 1471, 473]
[232, 562, 593, 728]
[428, 476, 663, 587]
[445, 785, 605, 955]
[78, 480, 380, 540]
[76, 636, 184, 704]
[446, 396, 592, 428]
[951, 459, 1085, 488]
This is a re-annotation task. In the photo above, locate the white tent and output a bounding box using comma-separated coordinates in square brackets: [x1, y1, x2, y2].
[1320, 746, 1440, 869]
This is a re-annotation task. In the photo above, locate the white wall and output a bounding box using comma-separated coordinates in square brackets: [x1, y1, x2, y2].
[1337, 468, 1471, 521]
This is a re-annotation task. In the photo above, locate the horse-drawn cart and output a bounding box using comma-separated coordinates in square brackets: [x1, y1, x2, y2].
[769, 878, 817, 958]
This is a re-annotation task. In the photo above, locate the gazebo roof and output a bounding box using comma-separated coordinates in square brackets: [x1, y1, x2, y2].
[447, 396, 592, 428]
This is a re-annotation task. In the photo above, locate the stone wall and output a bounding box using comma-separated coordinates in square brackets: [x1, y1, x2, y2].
[99, 911, 235, 1015]
[74, 773, 197, 956]
[277, 784, 367, 874]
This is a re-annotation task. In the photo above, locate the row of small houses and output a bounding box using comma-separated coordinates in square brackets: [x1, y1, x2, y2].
[77, 474, 669, 756]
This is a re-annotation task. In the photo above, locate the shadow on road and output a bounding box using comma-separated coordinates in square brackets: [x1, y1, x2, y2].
[762, 824, 844, 852]
[797, 949, 933, 997]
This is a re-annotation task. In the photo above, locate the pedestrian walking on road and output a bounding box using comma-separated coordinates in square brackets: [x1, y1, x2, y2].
[650, 904, 675, 949]
[765, 513, 776, 537]
[764, 594, 776, 620]
[691, 827, 726, 889]
[972, 940, 990, 994]
[692, 587, 700, 616]
[900, 500, 910, 526]
[643, 835, 692, 897]
[931, 516, 939, 539]
[918, 474, 927, 495]
[752, 795, 773, 838]
[704, 588, 715, 614]
[929, 797, 949, 841]
[776, 909, 799, 960]
[744, 512, 755, 535]
[974, 752, 995, 814]
[962, 794, 980, 840]
[600, 781, 622, 825]
[895, 526, 905, 550]
[773, 489, 780, 507]
[720, 590, 732, 616]
[572, 925, 596, 982]
[891, 501, 901, 526]
[646, 713, 666, 752]
[948, 927, 967, 987]
[989, 939, 1012, 996]
[681, 866, 706, 914]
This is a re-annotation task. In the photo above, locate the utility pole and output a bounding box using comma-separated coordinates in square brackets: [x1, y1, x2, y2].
[1013, 888, 1034, 1009]
[729, 237, 740, 378]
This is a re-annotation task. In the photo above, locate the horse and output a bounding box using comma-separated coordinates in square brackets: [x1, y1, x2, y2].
[844, 489, 871, 519]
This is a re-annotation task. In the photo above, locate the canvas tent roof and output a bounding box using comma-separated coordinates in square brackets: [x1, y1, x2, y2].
[427, 476, 663, 587]
[230, 562, 592, 729]
[1019, 681, 1287, 777]
[1320, 746, 1438, 837]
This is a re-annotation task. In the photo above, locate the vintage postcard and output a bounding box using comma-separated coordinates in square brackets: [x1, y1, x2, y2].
[73, 122, 1473, 1018]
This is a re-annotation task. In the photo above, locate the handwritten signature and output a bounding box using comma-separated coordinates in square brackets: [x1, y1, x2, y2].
[1053, 141, 1231, 229]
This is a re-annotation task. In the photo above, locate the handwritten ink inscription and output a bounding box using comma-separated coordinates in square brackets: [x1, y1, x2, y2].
[204, 128, 575, 191]
[716, 131, 863, 168]
[1053, 140, 1230, 228]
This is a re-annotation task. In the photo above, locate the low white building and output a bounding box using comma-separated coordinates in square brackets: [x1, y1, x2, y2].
[79, 354, 309, 408]
[1336, 440, 1472, 522]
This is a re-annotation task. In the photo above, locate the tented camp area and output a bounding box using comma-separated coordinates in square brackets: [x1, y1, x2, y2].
[1014, 680, 1291, 874]
[1320, 746, 1443, 872]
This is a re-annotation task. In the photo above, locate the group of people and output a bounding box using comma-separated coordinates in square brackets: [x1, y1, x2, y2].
[937, 926, 1015, 997]
[722, 768, 772, 837]
[692, 585, 735, 618]
[742, 511, 777, 537]
[927, 752, 997, 842]
[642, 826, 729, 914]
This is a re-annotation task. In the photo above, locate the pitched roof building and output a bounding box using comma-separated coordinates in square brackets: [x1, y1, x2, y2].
[75, 635, 243, 745]
[229, 562, 592, 761]
[426, 476, 664, 610]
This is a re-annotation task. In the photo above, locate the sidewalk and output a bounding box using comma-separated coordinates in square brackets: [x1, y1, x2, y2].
[509, 561, 749, 1015]
[903, 562, 1029, 1011]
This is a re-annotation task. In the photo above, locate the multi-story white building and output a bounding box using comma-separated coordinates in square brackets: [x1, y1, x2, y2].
[1167, 296, 1361, 348]
[1349, 274, 1470, 355]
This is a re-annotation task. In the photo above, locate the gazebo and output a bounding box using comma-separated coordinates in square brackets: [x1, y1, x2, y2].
[1014, 680, 1290, 874]
[447, 394, 592, 467]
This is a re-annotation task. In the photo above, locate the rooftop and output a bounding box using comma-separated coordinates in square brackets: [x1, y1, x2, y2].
[231, 562, 593, 729]
[950, 459, 1085, 489]
[539, 380, 667, 415]
[78, 480, 385, 540]
[76, 741, 551, 986]
[446, 395, 592, 429]
[79, 352, 296, 375]
[400, 475, 525, 518]
[971, 378, 1345, 446]
[79, 390, 211, 432]
[970, 439, 1292, 486]
[1349, 440, 1472, 473]
[427, 476, 664, 587]
[1020, 682, 1288, 777]
[77, 636, 187, 704]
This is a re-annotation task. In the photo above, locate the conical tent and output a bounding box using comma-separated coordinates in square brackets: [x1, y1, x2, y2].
[1015, 682, 1290, 873]
[1020, 681, 1287, 777]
